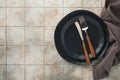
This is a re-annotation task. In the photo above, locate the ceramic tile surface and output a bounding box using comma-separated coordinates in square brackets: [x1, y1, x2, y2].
[25, 46, 43, 64]
[64, 8, 82, 16]
[7, 27, 24, 45]
[25, 65, 44, 80]
[83, 0, 101, 7]
[45, 65, 63, 80]
[0, 65, 6, 80]
[25, 8, 44, 26]
[0, 27, 6, 45]
[63, 65, 83, 80]
[6, 0, 24, 7]
[0, 0, 119, 80]
[25, 0, 44, 7]
[0, 46, 6, 64]
[0, 8, 6, 26]
[45, 8, 63, 26]
[83, 66, 94, 80]
[25, 27, 44, 45]
[102, 0, 106, 8]
[7, 46, 24, 64]
[44, 46, 63, 64]
[44, 27, 55, 45]
[45, 0, 63, 7]
[83, 8, 102, 16]
[0, 0, 5, 7]
[7, 65, 24, 80]
[7, 8, 25, 26]
[64, 0, 82, 7]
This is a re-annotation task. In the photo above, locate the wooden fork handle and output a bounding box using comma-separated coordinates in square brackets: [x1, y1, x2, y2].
[86, 34, 96, 57]
[83, 43, 90, 64]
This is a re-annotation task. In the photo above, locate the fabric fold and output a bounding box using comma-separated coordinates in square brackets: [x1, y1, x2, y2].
[93, 0, 120, 80]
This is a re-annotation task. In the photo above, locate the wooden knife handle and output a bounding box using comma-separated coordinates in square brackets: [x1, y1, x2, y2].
[86, 34, 96, 57]
[83, 43, 90, 64]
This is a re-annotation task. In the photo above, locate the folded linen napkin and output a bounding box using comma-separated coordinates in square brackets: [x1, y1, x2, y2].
[93, 0, 120, 80]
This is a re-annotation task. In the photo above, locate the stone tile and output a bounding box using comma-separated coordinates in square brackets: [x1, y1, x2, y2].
[64, 8, 82, 16]
[45, 65, 63, 80]
[83, 0, 101, 7]
[45, 27, 55, 45]
[7, 8, 24, 26]
[45, 8, 63, 26]
[102, 0, 106, 7]
[7, 65, 24, 80]
[7, 27, 24, 45]
[0, 46, 6, 64]
[0, 27, 6, 45]
[0, 0, 5, 7]
[25, 0, 43, 7]
[44, 46, 64, 64]
[62, 59, 74, 65]
[83, 8, 102, 16]
[45, 0, 63, 7]
[25, 65, 44, 80]
[6, 0, 24, 7]
[0, 65, 6, 80]
[0, 8, 6, 26]
[64, 0, 82, 7]
[7, 46, 24, 64]
[25, 8, 44, 26]
[83, 66, 94, 80]
[63, 65, 83, 80]
[25, 27, 44, 45]
[25, 46, 43, 64]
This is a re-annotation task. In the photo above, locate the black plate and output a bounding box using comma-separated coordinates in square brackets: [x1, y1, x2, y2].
[54, 10, 109, 65]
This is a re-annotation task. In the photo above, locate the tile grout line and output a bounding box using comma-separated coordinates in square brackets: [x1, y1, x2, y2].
[3, 7, 102, 8]
[43, 0, 45, 80]
[0, 26, 63, 27]
[0, 64, 71, 65]
[62, 0, 64, 78]
[24, 0, 26, 80]
[5, 0, 7, 79]
[5, 45, 55, 46]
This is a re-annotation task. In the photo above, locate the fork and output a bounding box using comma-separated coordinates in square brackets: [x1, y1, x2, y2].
[79, 16, 96, 57]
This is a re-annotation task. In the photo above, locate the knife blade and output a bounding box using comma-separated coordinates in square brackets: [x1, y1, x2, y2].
[75, 22, 84, 41]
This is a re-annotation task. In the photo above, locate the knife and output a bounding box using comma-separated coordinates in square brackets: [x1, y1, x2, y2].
[75, 21, 90, 64]
[79, 16, 96, 57]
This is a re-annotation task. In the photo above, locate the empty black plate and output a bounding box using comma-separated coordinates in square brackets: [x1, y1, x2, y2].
[54, 10, 109, 65]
